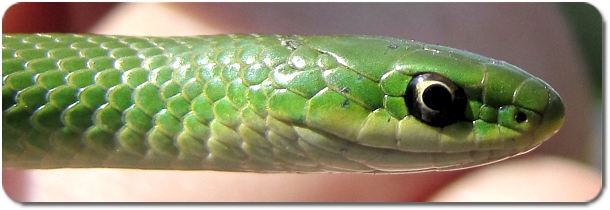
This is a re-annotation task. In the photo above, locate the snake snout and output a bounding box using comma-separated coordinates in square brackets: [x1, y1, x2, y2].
[534, 85, 565, 143]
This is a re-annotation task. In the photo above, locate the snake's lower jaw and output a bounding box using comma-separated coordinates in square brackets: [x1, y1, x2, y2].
[396, 148, 522, 172]
[535, 87, 565, 143]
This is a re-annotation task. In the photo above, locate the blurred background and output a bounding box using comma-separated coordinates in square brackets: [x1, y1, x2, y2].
[558, 2, 602, 170]
[2, 2, 602, 201]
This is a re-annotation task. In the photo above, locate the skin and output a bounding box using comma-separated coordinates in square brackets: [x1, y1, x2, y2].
[2, 2, 601, 202]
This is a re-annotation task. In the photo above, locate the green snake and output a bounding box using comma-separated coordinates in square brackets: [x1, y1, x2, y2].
[2, 33, 565, 173]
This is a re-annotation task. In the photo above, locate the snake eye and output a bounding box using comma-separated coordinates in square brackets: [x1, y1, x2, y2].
[405, 73, 467, 127]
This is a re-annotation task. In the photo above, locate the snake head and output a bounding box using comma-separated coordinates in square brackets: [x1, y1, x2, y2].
[291, 35, 565, 172]
[391, 42, 565, 153]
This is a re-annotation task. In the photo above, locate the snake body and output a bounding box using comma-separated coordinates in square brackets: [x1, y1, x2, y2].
[2, 33, 564, 173]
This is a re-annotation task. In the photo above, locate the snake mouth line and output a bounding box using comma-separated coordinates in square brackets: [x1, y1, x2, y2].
[289, 127, 529, 173]
[359, 148, 524, 173]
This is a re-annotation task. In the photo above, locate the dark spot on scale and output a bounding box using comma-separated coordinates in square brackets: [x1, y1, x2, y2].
[357, 75, 363, 81]
[281, 40, 300, 50]
[341, 100, 350, 108]
[339, 87, 350, 94]
[388, 44, 398, 50]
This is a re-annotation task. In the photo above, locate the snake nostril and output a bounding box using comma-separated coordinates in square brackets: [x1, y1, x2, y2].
[515, 112, 528, 123]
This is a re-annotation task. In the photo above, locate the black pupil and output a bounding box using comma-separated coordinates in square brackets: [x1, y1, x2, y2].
[422, 84, 452, 111]
[515, 112, 528, 123]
